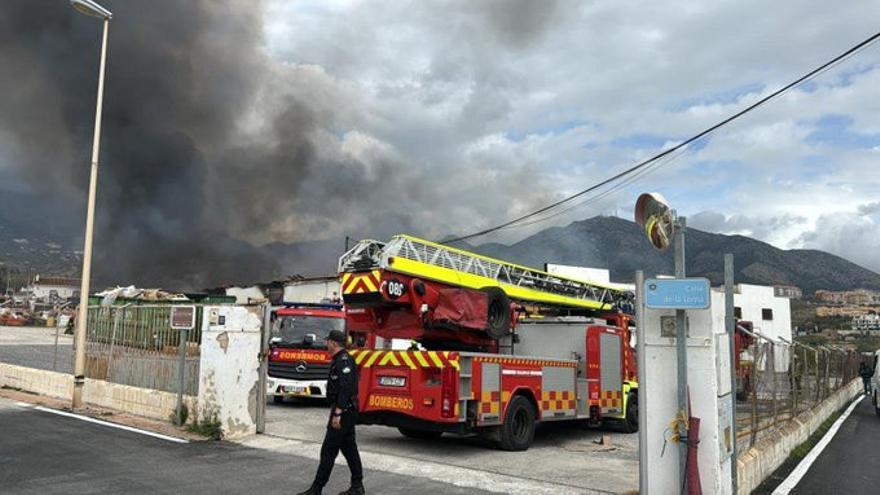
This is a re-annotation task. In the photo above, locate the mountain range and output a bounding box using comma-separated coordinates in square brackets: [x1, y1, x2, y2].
[3, 195, 879, 295]
[458, 216, 880, 294]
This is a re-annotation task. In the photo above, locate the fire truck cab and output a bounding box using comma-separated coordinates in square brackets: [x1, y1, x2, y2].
[266, 305, 345, 401]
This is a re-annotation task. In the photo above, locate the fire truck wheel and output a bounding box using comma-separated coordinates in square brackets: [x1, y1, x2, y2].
[499, 396, 536, 451]
[621, 392, 638, 433]
[398, 427, 443, 440]
[272, 395, 284, 404]
[481, 287, 511, 340]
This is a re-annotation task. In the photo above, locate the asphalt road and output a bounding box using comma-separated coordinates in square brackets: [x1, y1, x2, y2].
[265, 397, 639, 494]
[0, 398, 488, 495]
[791, 395, 880, 494]
[0, 326, 73, 373]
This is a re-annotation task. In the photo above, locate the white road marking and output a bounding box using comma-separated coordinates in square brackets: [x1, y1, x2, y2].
[772, 394, 865, 494]
[15, 402, 32, 407]
[33, 406, 189, 444]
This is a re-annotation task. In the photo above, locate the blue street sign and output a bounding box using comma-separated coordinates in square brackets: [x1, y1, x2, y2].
[644, 278, 711, 310]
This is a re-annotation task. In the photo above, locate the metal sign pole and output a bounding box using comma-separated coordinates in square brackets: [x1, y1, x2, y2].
[256, 302, 271, 434]
[636, 270, 649, 495]
[175, 326, 188, 426]
[724, 254, 738, 493]
[674, 217, 688, 494]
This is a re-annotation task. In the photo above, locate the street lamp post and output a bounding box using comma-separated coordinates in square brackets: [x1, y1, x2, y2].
[70, 0, 112, 409]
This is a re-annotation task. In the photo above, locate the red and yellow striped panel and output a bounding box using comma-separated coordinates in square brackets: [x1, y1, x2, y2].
[480, 391, 500, 416]
[341, 270, 382, 295]
[349, 350, 460, 371]
[541, 390, 577, 412]
[473, 357, 577, 368]
[599, 390, 622, 409]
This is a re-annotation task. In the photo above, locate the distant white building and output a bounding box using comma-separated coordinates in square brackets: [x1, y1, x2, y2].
[30, 276, 80, 301]
[852, 313, 880, 331]
[283, 276, 341, 305]
[224, 276, 341, 306]
[715, 283, 793, 371]
[732, 284, 793, 343]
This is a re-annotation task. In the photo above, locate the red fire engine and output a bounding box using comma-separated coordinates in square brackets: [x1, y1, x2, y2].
[266, 305, 347, 401]
[339, 235, 638, 450]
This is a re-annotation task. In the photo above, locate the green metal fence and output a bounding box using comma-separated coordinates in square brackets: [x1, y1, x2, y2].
[86, 305, 203, 349]
[85, 305, 204, 395]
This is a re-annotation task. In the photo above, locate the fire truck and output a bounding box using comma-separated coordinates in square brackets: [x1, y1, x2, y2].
[339, 235, 638, 450]
[266, 305, 346, 402]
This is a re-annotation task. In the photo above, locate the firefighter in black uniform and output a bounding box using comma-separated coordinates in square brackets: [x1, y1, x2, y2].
[297, 329, 364, 495]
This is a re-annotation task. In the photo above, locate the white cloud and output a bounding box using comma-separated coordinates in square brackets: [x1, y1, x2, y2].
[252, 0, 880, 263]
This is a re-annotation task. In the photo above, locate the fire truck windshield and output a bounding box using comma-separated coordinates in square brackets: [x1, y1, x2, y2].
[272, 315, 344, 347]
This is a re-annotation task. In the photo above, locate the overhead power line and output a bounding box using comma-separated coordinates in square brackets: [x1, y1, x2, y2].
[443, 30, 880, 245]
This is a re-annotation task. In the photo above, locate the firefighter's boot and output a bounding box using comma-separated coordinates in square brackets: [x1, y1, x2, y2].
[296, 485, 322, 495]
[338, 485, 365, 495]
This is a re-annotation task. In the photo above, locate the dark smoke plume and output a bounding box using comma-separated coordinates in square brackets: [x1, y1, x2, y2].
[0, 0, 561, 290]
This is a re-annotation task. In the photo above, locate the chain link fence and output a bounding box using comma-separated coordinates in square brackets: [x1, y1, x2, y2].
[735, 324, 859, 451]
[85, 305, 202, 395]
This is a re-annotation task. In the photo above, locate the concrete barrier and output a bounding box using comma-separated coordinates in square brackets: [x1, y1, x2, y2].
[736, 378, 861, 494]
[1, 363, 72, 399]
[0, 363, 196, 423]
[84, 376, 197, 422]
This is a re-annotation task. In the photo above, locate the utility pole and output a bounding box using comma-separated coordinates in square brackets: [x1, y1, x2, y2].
[70, 0, 113, 409]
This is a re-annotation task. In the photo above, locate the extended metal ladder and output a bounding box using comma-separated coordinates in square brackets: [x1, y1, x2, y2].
[338, 235, 633, 311]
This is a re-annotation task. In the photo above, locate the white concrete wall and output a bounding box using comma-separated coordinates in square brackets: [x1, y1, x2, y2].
[642, 291, 734, 495]
[197, 305, 263, 439]
[283, 279, 341, 304]
[0, 363, 71, 399]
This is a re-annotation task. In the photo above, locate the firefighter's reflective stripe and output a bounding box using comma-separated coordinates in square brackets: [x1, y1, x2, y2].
[342, 270, 381, 295]
[350, 350, 459, 370]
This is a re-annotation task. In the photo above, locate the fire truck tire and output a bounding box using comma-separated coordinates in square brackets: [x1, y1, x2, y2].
[621, 392, 638, 433]
[398, 427, 443, 440]
[499, 396, 536, 451]
[481, 287, 511, 340]
[272, 395, 284, 404]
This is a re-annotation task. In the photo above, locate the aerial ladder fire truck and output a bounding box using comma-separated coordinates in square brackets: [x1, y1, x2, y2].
[339, 234, 638, 451]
